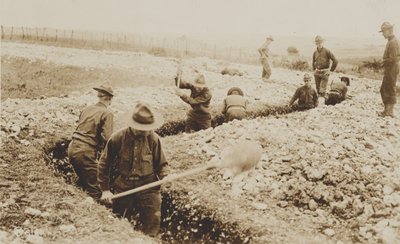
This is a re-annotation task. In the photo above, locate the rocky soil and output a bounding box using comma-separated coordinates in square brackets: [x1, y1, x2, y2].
[1, 42, 399, 243]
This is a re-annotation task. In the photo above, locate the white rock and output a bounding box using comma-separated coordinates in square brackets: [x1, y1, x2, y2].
[323, 228, 335, 237]
[251, 202, 268, 210]
[59, 224, 76, 233]
[383, 185, 394, 195]
[24, 207, 42, 216]
[26, 234, 44, 244]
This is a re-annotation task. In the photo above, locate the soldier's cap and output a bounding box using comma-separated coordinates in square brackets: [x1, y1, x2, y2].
[227, 87, 244, 96]
[340, 76, 350, 86]
[314, 35, 324, 43]
[193, 74, 207, 87]
[303, 73, 312, 81]
[126, 102, 164, 131]
[379, 22, 394, 32]
[266, 35, 274, 41]
[93, 83, 114, 97]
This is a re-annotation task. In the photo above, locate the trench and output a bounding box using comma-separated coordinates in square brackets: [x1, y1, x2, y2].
[44, 104, 299, 242]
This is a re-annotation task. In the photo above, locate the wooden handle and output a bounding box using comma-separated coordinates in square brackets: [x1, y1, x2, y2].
[111, 163, 216, 200]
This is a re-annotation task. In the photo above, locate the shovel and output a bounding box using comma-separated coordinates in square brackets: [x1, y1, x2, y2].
[111, 140, 262, 200]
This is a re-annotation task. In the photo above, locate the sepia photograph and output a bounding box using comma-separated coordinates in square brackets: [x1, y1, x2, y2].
[1, 0, 400, 243]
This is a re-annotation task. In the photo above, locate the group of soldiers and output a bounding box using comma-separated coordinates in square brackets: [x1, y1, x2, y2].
[260, 22, 399, 116]
[67, 21, 398, 238]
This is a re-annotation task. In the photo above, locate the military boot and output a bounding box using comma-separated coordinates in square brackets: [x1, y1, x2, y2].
[378, 104, 388, 117]
[386, 104, 395, 118]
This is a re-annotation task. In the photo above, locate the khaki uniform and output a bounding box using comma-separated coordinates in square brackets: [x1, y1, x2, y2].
[222, 94, 246, 122]
[68, 102, 113, 200]
[312, 47, 338, 96]
[98, 128, 169, 236]
[259, 43, 272, 80]
[178, 81, 212, 133]
[381, 35, 400, 105]
[289, 85, 319, 110]
[325, 82, 348, 105]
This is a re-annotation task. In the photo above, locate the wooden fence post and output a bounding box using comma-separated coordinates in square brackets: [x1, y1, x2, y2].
[10, 26, 14, 40]
[55, 29, 58, 42]
[70, 30, 74, 44]
[1, 25, 4, 39]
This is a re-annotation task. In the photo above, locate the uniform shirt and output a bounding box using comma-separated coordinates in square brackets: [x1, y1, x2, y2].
[258, 42, 270, 59]
[312, 47, 338, 71]
[383, 35, 400, 66]
[72, 102, 114, 149]
[330, 81, 348, 99]
[98, 128, 169, 191]
[178, 81, 212, 114]
[222, 95, 246, 114]
[289, 85, 318, 108]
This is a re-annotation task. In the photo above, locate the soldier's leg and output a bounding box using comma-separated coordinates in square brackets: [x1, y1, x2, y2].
[319, 73, 329, 97]
[314, 73, 321, 94]
[79, 151, 102, 200]
[263, 60, 271, 80]
[197, 115, 211, 131]
[185, 116, 196, 133]
[112, 196, 134, 220]
[137, 190, 162, 237]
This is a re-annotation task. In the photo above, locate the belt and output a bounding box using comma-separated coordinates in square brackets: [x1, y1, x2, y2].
[315, 68, 329, 72]
[124, 173, 154, 181]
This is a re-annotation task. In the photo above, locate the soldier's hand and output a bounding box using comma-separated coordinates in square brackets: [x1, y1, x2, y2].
[100, 191, 114, 204]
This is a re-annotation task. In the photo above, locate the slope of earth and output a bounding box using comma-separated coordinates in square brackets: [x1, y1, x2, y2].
[1, 42, 399, 243]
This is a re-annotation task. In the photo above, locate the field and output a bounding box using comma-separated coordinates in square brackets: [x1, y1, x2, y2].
[1, 41, 400, 243]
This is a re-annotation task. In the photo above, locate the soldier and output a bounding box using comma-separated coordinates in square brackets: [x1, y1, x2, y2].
[378, 22, 400, 118]
[68, 83, 114, 200]
[312, 35, 338, 98]
[258, 36, 274, 81]
[175, 73, 212, 133]
[98, 102, 169, 237]
[222, 87, 247, 122]
[325, 77, 350, 106]
[289, 73, 318, 110]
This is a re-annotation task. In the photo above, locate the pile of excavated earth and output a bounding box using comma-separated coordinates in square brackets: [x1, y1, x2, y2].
[1, 42, 399, 243]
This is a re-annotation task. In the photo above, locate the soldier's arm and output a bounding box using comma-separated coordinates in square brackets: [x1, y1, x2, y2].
[313, 90, 319, 107]
[222, 99, 227, 115]
[329, 50, 338, 71]
[180, 89, 212, 106]
[175, 78, 194, 90]
[98, 137, 117, 191]
[102, 112, 114, 144]
[289, 89, 299, 106]
[152, 134, 169, 179]
[342, 86, 348, 99]
[312, 52, 316, 70]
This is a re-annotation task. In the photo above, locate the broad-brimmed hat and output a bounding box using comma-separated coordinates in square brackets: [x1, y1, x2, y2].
[304, 73, 312, 80]
[126, 103, 164, 131]
[314, 35, 324, 43]
[227, 87, 244, 96]
[266, 35, 274, 41]
[193, 74, 207, 87]
[93, 83, 114, 96]
[379, 22, 394, 32]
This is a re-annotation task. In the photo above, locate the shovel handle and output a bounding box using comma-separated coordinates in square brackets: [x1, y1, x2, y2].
[111, 163, 216, 200]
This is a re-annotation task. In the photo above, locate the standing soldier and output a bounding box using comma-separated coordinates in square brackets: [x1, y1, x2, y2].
[258, 36, 274, 82]
[175, 73, 212, 133]
[288, 73, 319, 111]
[98, 102, 169, 237]
[68, 83, 114, 200]
[312, 35, 338, 98]
[325, 77, 350, 105]
[378, 22, 400, 117]
[222, 87, 247, 122]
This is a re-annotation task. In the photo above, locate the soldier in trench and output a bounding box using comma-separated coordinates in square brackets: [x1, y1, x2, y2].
[288, 73, 319, 111]
[378, 22, 400, 118]
[174, 72, 212, 133]
[67, 83, 114, 201]
[98, 102, 169, 237]
[258, 36, 274, 82]
[325, 76, 350, 106]
[222, 87, 247, 122]
[312, 35, 338, 98]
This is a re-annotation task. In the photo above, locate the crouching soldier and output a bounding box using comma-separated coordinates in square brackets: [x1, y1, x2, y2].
[68, 83, 114, 200]
[325, 76, 350, 105]
[98, 103, 169, 237]
[175, 73, 212, 133]
[222, 87, 247, 122]
[289, 73, 318, 111]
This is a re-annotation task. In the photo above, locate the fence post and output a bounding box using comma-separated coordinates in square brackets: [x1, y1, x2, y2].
[10, 26, 14, 40]
[1, 25, 4, 39]
[55, 29, 58, 42]
[36, 28, 39, 40]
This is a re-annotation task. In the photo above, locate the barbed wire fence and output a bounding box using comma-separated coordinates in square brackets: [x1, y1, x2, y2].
[1, 26, 260, 65]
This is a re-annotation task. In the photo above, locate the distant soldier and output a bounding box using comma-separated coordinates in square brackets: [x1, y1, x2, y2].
[98, 103, 169, 237]
[222, 87, 247, 122]
[325, 77, 350, 105]
[289, 73, 318, 110]
[175, 73, 212, 133]
[312, 35, 338, 98]
[258, 36, 274, 81]
[68, 83, 114, 200]
[378, 22, 400, 117]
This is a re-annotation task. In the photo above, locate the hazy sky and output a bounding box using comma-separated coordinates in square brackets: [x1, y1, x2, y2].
[1, 0, 399, 41]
